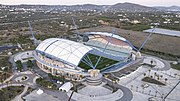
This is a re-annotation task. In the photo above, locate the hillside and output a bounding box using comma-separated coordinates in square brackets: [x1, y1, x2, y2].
[1, 2, 180, 12]
[108, 2, 156, 12]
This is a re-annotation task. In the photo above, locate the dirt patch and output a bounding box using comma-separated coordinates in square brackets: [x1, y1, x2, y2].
[79, 26, 180, 56]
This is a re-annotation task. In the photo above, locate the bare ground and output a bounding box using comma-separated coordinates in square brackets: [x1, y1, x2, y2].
[78, 26, 180, 56]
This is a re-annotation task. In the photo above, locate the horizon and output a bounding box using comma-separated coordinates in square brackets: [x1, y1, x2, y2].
[0, 0, 180, 7]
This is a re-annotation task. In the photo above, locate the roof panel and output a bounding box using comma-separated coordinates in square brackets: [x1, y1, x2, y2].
[36, 38, 58, 52]
[60, 54, 70, 61]
[59, 49, 70, 57]
[67, 54, 80, 66]
[84, 32, 127, 41]
[45, 44, 57, 53]
[36, 38, 93, 66]
[51, 47, 64, 56]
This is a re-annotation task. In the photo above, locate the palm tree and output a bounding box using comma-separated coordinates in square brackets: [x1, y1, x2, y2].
[131, 85, 133, 90]
[149, 90, 151, 95]
[157, 77, 160, 81]
[154, 72, 157, 79]
[155, 91, 158, 97]
[143, 73, 146, 77]
[142, 87, 145, 93]
[174, 73, 177, 78]
[165, 78, 168, 84]
[150, 60, 153, 65]
[160, 75, 163, 81]
[136, 86, 138, 92]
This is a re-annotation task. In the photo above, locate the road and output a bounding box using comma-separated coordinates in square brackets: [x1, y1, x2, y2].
[0, 45, 18, 52]
[104, 78, 133, 101]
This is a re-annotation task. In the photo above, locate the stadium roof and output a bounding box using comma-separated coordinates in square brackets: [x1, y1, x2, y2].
[84, 32, 127, 41]
[84, 32, 138, 51]
[36, 38, 93, 66]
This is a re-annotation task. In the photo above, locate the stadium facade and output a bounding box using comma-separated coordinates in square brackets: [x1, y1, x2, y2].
[33, 32, 137, 80]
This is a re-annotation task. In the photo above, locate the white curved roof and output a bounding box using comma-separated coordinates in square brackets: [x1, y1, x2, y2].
[84, 32, 127, 42]
[36, 38, 92, 66]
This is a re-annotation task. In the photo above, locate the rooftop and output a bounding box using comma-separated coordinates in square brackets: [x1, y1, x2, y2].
[36, 38, 93, 66]
[143, 28, 180, 37]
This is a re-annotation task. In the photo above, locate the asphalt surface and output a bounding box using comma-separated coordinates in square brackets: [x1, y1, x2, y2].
[0, 45, 18, 52]
[104, 79, 133, 101]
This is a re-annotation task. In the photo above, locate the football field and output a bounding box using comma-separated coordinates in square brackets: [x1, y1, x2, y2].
[78, 53, 119, 70]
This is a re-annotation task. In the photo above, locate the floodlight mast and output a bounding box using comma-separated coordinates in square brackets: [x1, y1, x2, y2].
[28, 21, 37, 46]
[138, 23, 159, 52]
[93, 30, 115, 69]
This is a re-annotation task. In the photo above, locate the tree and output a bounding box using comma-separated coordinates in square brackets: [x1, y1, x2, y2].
[15, 60, 23, 72]
[131, 85, 133, 90]
[174, 73, 177, 78]
[157, 77, 160, 81]
[165, 78, 168, 84]
[27, 60, 33, 70]
[136, 86, 138, 92]
[150, 59, 153, 65]
[149, 90, 151, 95]
[155, 91, 158, 97]
[144, 73, 146, 77]
[154, 72, 157, 78]
[160, 75, 163, 79]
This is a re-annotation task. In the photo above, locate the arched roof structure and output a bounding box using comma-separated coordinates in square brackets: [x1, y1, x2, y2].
[84, 32, 138, 50]
[36, 38, 93, 66]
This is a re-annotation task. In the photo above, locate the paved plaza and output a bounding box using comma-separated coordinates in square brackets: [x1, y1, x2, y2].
[0, 51, 180, 101]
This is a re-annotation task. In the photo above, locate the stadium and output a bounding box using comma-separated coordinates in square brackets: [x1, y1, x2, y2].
[33, 32, 138, 81]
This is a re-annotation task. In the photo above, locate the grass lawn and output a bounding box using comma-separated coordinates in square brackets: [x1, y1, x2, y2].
[142, 77, 165, 86]
[78, 53, 119, 70]
[0, 86, 24, 101]
[171, 63, 180, 71]
[36, 78, 57, 90]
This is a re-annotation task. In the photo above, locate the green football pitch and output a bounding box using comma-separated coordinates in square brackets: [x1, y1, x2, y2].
[78, 53, 119, 70]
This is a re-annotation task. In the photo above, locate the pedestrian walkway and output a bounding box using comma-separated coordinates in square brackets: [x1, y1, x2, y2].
[144, 56, 171, 71]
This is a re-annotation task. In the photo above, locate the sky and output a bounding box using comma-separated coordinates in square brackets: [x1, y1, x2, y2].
[0, 0, 180, 7]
